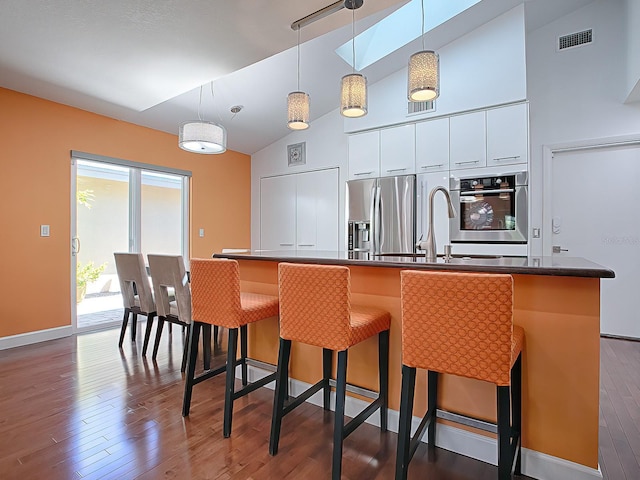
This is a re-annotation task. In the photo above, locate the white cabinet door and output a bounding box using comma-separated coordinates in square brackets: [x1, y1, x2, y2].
[415, 118, 449, 173]
[416, 172, 451, 255]
[260, 175, 296, 250]
[296, 169, 339, 251]
[486, 103, 528, 168]
[449, 111, 486, 170]
[380, 124, 415, 176]
[348, 131, 380, 180]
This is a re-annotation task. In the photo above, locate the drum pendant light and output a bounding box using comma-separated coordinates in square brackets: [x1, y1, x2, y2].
[179, 83, 227, 154]
[287, 27, 310, 130]
[408, 0, 440, 102]
[341, 1, 367, 118]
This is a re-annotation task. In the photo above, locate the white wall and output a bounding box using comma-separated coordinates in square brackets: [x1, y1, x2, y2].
[251, 109, 348, 250]
[526, 0, 640, 255]
[625, 0, 640, 102]
[344, 5, 527, 133]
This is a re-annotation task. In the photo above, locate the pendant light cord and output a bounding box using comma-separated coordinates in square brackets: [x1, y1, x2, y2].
[297, 27, 301, 90]
[197, 86, 203, 121]
[352, 7, 356, 73]
[421, 0, 425, 51]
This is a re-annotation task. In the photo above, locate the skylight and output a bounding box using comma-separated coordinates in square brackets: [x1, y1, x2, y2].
[337, 0, 481, 70]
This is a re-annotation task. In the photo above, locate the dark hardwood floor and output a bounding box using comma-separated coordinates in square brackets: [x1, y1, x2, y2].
[0, 327, 637, 479]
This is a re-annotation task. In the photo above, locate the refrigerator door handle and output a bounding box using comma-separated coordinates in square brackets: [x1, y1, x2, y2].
[374, 183, 382, 254]
[369, 181, 377, 254]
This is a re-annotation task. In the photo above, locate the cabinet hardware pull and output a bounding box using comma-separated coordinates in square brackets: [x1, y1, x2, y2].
[420, 164, 444, 169]
[461, 188, 515, 195]
[353, 171, 374, 176]
[386, 168, 407, 173]
[279, 243, 294, 246]
[297, 244, 315, 247]
[492, 156, 520, 162]
[454, 160, 480, 166]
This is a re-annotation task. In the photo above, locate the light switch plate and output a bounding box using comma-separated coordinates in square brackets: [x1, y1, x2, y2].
[40, 225, 50, 237]
[199, 228, 205, 238]
[532, 228, 540, 238]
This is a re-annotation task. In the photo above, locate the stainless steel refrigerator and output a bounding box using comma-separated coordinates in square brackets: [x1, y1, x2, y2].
[346, 174, 415, 254]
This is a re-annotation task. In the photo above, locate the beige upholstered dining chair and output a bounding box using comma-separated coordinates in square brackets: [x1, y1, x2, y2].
[113, 252, 156, 355]
[147, 254, 210, 371]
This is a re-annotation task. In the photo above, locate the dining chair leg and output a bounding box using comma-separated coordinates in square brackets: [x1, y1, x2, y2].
[322, 348, 332, 411]
[269, 338, 292, 456]
[131, 313, 137, 341]
[142, 313, 155, 356]
[395, 365, 417, 480]
[223, 328, 239, 438]
[152, 317, 165, 360]
[240, 325, 248, 386]
[497, 385, 511, 480]
[379, 329, 389, 432]
[332, 349, 348, 480]
[118, 309, 130, 348]
[182, 321, 201, 417]
[427, 370, 439, 447]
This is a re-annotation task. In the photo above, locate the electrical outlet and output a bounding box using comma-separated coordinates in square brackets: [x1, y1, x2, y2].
[532, 228, 540, 238]
[199, 228, 205, 238]
[40, 225, 50, 237]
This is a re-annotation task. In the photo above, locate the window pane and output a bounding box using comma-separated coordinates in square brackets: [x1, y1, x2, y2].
[141, 170, 183, 256]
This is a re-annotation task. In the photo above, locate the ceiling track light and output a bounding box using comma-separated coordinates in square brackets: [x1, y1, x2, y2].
[408, 0, 440, 102]
[291, 0, 363, 31]
[179, 83, 227, 154]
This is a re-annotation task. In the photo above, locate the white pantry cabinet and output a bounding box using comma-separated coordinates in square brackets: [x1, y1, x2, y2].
[260, 169, 339, 252]
[347, 130, 380, 180]
[380, 124, 415, 176]
[449, 111, 486, 170]
[486, 103, 528, 168]
[415, 117, 449, 173]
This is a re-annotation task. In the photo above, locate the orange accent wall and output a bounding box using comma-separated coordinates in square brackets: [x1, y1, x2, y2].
[0, 87, 251, 338]
[241, 260, 601, 469]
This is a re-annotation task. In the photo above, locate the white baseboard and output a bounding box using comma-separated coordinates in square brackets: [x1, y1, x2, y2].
[242, 364, 602, 480]
[0, 325, 72, 351]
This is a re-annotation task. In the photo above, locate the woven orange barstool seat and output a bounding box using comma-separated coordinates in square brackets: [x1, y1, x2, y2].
[269, 262, 391, 480]
[396, 270, 524, 480]
[182, 258, 279, 438]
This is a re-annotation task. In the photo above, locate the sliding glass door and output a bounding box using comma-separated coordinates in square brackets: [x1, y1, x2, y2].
[71, 153, 190, 332]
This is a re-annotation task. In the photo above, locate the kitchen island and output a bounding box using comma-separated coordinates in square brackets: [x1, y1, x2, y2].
[213, 250, 614, 478]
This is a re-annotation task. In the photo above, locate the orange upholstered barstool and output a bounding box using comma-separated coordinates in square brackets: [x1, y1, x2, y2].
[182, 258, 279, 438]
[396, 270, 524, 480]
[270, 262, 391, 480]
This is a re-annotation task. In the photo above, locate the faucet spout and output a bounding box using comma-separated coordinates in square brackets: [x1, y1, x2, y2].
[418, 186, 456, 262]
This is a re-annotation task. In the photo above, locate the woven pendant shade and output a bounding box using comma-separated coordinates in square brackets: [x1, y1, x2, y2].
[287, 91, 310, 130]
[408, 50, 439, 102]
[340, 73, 367, 118]
[179, 121, 227, 154]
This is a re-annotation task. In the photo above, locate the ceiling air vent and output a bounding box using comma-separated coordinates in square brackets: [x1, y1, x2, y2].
[558, 29, 592, 51]
[407, 100, 435, 116]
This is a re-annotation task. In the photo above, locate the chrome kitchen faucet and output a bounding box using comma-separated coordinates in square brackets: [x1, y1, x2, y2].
[417, 186, 456, 262]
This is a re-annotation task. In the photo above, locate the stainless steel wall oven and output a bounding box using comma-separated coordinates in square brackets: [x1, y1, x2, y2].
[449, 171, 528, 244]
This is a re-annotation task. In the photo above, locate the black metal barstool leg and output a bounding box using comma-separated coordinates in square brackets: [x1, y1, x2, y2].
[182, 322, 201, 417]
[497, 385, 511, 480]
[512, 354, 523, 475]
[181, 324, 191, 373]
[118, 309, 130, 348]
[152, 317, 165, 360]
[269, 338, 292, 456]
[202, 324, 211, 371]
[395, 365, 417, 480]
[332, 349, 348, 480]
[240, 325, 248, 386]
[323, 348, 332, 410]
[379, 329, 389, 431]
[223, 328, 239, 438]
[142, 313, 155, 356]
[131, 313, 137, 341]
[427, 370, 439, 447]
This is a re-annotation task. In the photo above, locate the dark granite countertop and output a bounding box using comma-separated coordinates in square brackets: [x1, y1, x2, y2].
[212, 250, 615, 279]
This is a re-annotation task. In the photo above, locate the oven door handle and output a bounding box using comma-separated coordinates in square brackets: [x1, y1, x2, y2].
[460, 188, 515, 195]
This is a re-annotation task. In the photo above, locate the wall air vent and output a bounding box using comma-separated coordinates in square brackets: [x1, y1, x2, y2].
[558, 29, 592, 51]
[407, 100, 435, 116]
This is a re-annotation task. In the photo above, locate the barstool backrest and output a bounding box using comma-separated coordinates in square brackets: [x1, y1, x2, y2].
[148, 254, 191, 322]
[190, 258, 243, 328]
[401, 270, 514, 386]
[114, 252, 155, 313]
[278, 262, 351, 350]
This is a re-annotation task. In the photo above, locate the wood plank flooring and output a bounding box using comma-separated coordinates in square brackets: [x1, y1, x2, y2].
[0, 327, 637, 479]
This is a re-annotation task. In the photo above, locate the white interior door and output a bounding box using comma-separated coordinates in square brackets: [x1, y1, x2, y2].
[547, 142, 640, 338]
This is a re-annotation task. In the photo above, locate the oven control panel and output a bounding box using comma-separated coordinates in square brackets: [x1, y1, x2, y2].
[459, 175, 514, 191]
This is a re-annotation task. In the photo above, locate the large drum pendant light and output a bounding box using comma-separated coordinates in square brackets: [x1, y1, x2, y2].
[341, 0, 367, 118]
[179, 84, 227, 154]
[408, 0, 440, 102]
[287, 27, 310, 130]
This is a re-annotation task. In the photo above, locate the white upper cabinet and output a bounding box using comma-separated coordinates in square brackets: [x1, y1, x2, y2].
[260, 174, 297, 251]
[348, 130, 380, 180]
[380, 124, 415, 176]
[486, 103, 528, 168]
[415, 118, 449, 173]
[449, 111, 486, 170]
